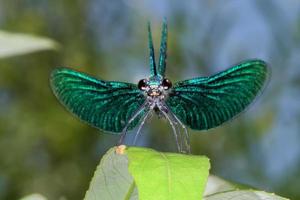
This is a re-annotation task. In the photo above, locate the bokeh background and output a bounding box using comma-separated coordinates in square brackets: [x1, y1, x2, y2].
[0, 0, 299, 199]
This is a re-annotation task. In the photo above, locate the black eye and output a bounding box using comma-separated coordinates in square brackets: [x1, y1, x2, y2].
[138, 79, 148, 90]
[162, 78, 172, 90]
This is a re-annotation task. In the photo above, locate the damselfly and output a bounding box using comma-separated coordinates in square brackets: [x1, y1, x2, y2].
[50, 20, 268, 153]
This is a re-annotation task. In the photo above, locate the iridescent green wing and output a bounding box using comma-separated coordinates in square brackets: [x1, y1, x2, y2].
[166, 60, 268, 130]
[50, 68, 146, 134]
[158, 19, 167, 77]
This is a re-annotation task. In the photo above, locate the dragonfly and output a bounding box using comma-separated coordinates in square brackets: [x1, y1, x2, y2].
[50, 20, 268, 153]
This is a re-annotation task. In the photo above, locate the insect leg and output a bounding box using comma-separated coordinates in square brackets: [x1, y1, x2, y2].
[159, 108, 181, 152]
[133, 108, 152, 145]
[118, 102, 148, 145]
[169, 111, 190, 153]
[160, 102, 190, 153]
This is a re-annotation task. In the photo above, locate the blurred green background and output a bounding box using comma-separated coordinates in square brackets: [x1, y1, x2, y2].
[0, 0, 299, 199]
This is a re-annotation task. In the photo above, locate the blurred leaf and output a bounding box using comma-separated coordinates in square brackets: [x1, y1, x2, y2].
[19, 194, 47, 200]
[0, 30, 59, 58]
[204, 190, 288, 200]
[127, 147, 210, 200]
[204, 175, 289, 200]
[204, 175, 237, 196]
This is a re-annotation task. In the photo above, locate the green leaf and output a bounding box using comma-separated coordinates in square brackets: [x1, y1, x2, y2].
[127, 147, 210, 200]
[84, 147, 138, 200]
[84, 146, 210, 200]
[204, 175, 289, 200]
[0, 30, 59, 58]
[19, 194, 47, 200]
[84, 146, 288, 200]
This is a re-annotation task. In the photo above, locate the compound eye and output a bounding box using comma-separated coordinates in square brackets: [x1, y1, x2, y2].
[138, 79, 148, 90]
[162, 78, 172, 90]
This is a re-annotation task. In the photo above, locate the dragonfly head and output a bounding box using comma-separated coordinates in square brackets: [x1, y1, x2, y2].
[138, 76, 172, 97]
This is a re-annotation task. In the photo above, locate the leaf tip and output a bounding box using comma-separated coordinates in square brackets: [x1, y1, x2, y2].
[115, 145, 127, 155]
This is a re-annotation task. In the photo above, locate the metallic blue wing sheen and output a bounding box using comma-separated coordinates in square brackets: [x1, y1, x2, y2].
[158, 19, 168, 77]
[50, 68, 146, 133]
[148, 22, 157, 76]
[166, 60, 268, 130]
